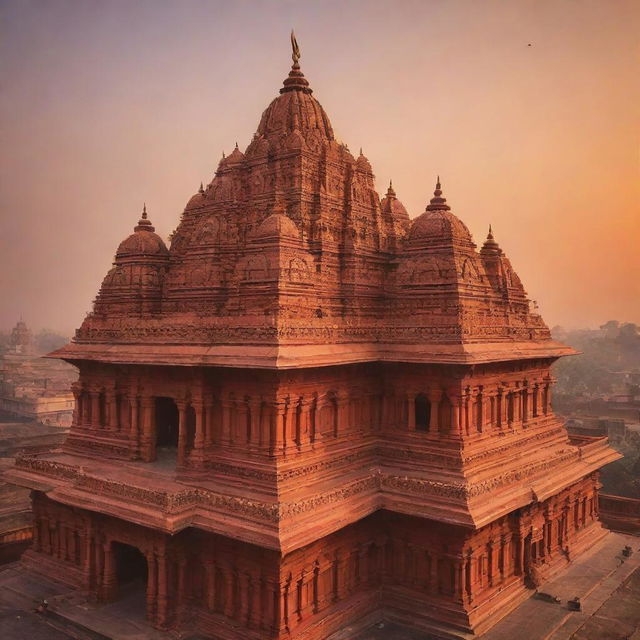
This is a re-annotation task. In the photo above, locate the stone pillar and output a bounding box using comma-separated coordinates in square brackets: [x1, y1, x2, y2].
[285, 397, 298, 452]
[191, 397, 205, 466]
[140, 396, 155, 462]
[274, 402, 286, 455]
[248, 398, 261, 451]
[407, 392, 416, 431]
[299, 397, 312, 448]
[206, 562, 216, 611]
[533, 383, 539, 418]
[176, 400, 188, 467]
[429, 552, 439, 593]
[221, 399, 232, 445]
[156, 551, 168, 627]
[251, 573, 263, 628]
[449, 392, 462, 438]
[546, 381, 553, 414]
[236, 401, 249, 444]
[146, 551, 157, 621]
[463, 389, 471, 436]
[81, 386, 91, 426]
[102, 541, 117, 601]
[129, 390, 140, 454]
[177, 555, 187, 618]
[496, 387, 504, 430]
[488, 539, 498, 587]
[204, 394, 215, 447]
[463, 552, 472, 603]
[453, 559, 463, 602]
[239, 571, 251, 625]
[82, 525, 93, 588]
[224, 568, 235, 619]
[429, 389, 442, 434]
[71, 383, 82, 427]
[522, 384, 529, 425]
[90, 390, 101, 428]
[106, 385, 118, 431]
[476, 390, 484, 433]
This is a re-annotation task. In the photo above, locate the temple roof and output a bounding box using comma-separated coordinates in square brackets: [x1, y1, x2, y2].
[52, 36, 573, 368]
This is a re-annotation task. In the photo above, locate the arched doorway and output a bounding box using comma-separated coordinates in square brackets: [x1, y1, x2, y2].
[114, 541, 147, 587]
[155, 397, 179, 455]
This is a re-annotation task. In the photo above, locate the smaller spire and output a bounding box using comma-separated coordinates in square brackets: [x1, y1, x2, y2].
[235, 141, 239, 149]
[359, 147, 363, 156]
[386, 180, 396, 199]
[199, 182, 204, 194]
[222, 150, 226, 158]
[481, 223, 502, 255]
[135, 202, 155, 232]
[426, 176, 450, 211]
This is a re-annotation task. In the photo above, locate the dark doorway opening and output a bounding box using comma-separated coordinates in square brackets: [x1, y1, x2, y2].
[156, 397, 179, 449]
[114, 542, 147, 588]
[415, 395, 431, 432]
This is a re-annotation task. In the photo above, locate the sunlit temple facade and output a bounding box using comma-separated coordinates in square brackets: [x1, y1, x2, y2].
[8, 38, 620, 639]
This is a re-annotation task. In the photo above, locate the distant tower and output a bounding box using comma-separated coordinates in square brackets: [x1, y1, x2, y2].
[8, 319, 34, 355]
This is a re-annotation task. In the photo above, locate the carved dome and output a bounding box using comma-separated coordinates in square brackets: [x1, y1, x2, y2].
[409, 180, 473, 245]
[252, 213, 300, 240]
[381, 182, 409, 222]
[356, 151, 372, 173]
[185, 185, 206, 210]
[256, 63, 334, 142]
[409, 210, 473, 244]
[226, 144, 245, 165]
[115, 206, 169, 259]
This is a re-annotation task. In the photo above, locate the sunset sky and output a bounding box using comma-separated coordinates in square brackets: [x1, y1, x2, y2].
[1, 0, 638, 335]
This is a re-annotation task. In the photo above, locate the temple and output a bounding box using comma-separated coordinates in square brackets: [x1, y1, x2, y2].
[6, 36, 621, 639]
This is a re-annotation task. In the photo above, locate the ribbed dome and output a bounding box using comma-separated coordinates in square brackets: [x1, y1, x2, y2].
[256, 61, 334, 141]
[116, 205, 169, 258]
[409, 209, 473, 244]
[356, 151, 372, 172]
[226, 144, 245, 165]
[480, 225, 503, 256]
[381, 182, 409, 223]
[185, 185, 206, 210]
[409, 180, 473, 244]
[252, 213, 300, 240]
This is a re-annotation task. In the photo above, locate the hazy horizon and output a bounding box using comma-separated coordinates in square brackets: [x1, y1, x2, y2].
[2, 0, 639, 336]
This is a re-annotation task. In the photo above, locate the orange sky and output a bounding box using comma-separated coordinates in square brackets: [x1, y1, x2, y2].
[1, 0, 638, 335]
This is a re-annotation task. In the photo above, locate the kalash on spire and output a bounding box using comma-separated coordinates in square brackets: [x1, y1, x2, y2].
[11, 34, 617, 640]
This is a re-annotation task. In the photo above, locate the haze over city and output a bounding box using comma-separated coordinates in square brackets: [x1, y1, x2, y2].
[1, 0, 638, 334]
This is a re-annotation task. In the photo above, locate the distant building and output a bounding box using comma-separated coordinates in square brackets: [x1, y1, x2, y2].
[0, 320, 76, 426]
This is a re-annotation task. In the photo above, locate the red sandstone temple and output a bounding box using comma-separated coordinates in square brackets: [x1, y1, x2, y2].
[7, 36, 621, 639]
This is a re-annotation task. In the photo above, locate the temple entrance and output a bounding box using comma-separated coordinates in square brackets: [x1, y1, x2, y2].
[155, 397, 179, 452]
[114, 541, 147, 588]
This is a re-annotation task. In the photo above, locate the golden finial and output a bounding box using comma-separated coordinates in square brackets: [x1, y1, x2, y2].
[291, 29, 301, 66]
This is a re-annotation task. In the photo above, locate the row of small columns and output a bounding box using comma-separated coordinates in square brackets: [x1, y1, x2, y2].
[72, 385, 338, 458]
[405, 381, 552, 437]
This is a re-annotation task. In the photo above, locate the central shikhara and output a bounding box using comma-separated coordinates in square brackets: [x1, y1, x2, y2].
[7, 39, 620, 639]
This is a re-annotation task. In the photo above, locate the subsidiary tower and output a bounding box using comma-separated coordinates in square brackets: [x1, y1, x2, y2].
[7, 36, 620, 639]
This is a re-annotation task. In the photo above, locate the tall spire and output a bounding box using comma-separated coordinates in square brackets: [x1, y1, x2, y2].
[281, 30, 311, 94]
[291, 29, 301, 66]
[425, 176, 450, 211]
